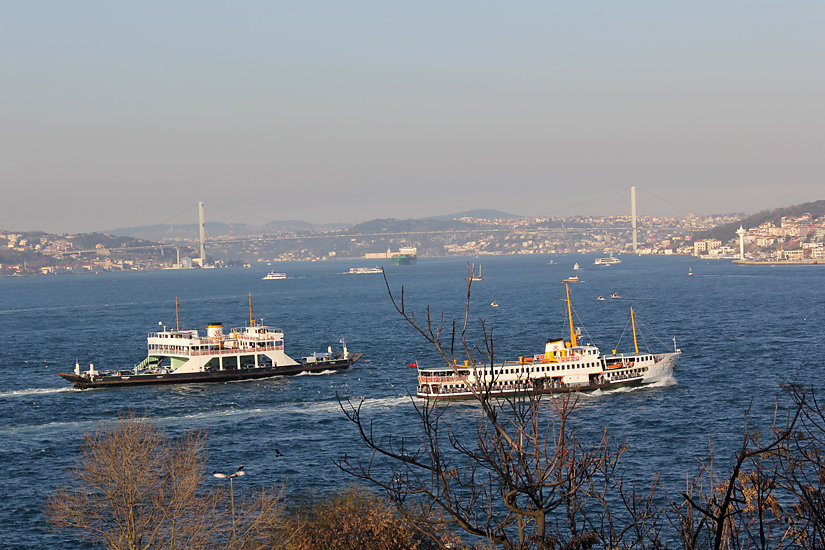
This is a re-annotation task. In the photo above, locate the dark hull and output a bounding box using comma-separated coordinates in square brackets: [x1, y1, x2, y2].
[418, 377, 645, 400]
[59, 353, 363, 390]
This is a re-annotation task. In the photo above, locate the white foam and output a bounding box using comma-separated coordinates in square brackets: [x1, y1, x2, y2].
[295, 369, 338, 377]
[0, 387, 72, 399]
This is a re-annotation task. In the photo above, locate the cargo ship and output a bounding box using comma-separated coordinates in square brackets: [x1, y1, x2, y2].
[390, 247, 417, 265]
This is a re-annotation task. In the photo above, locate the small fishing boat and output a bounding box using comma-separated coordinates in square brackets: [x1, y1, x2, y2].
[414, 284, 680, 400]
[59, 296, 362, 389]
[597, 296, 605, 301]
[490, 301, 499, 307]
[610, 292, 621, 299]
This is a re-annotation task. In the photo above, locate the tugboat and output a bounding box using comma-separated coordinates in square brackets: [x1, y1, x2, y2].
[414, 284, 680, 400]
[59, 296, 362, 389]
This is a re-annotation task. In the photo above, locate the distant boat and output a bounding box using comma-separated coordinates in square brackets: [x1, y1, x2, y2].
[688, 267, 693, 276]
[573, 263, 580, 270]
[562, 276, 580, 283]
[390, 247, 417, 265]
[469, 265, 484, 281]
[349, 267, 382, 274]
[263, 272, 287, 280]
[610, 292, 621, 299]
[595, 254, 622, 266]
[490, 301, 499, 307]
[597, 296, 605, 301]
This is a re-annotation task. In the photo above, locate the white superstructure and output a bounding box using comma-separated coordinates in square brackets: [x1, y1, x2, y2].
[144, 321, 301, 374]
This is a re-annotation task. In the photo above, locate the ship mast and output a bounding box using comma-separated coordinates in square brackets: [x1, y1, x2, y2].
[630, 306, 639, 354]
[175, 296, 180, 332]
[565, 284, 577, 347]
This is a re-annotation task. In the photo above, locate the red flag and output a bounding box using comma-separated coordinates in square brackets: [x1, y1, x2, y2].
[409, 361, 418, 368]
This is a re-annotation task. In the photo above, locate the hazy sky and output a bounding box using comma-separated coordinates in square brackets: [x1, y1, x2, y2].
[2, 2, 824, 233]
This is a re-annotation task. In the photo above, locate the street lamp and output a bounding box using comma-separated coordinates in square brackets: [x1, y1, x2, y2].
[213, 465, 245, 541]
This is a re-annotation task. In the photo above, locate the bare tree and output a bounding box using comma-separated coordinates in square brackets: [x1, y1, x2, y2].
[337, 266, 664, 549]
[45, 412, 288, 550]
[667, 386, 825, 550]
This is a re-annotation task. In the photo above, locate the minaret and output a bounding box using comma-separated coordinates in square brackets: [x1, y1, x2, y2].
[631, 186, 638, 253]
[736, 225, 746, 260]
[198, 201, 206, 265]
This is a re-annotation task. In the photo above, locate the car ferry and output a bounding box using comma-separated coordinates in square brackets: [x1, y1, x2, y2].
[59, 297, 362, 389]
[415, 284, 679, 400]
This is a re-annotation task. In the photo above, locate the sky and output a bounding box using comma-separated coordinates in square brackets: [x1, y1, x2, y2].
[2, 2, 824, 234]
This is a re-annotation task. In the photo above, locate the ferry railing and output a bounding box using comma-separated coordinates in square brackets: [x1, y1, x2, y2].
[148, 345, 284, 356]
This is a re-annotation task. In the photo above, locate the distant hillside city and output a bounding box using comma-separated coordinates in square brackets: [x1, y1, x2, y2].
[2, 200, 824, 276]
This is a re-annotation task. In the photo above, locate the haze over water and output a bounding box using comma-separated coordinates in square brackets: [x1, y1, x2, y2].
[1, 255, 823, 547]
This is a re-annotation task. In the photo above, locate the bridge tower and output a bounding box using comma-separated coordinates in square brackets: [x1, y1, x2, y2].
[631, 186, 638, 253]
[198, 201, 206, 265]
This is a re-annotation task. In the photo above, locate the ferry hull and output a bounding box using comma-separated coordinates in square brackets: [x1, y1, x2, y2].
[417, 377, 647, 400]
[60, 353, 362, 390]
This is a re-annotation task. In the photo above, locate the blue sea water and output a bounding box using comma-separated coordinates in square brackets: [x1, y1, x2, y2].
[1, 255, 823, 548]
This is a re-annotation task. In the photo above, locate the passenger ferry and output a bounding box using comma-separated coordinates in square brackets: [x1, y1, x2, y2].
[415, 285, 679, 400]
[59, 297, 362, 389]
[263, 272, 287, 280]
[595, 255, 622, 266]
[349, 267, 383, 274]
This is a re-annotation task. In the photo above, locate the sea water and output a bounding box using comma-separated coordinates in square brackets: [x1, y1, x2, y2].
[1, 255, 823, 548]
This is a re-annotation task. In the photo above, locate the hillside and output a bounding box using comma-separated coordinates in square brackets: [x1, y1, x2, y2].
[348, 217, 476, 234]
[695, 199, 825, 242]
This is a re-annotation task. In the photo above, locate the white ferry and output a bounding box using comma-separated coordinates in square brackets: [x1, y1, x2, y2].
[59, 297, 362, 389]
[349, 267, 383, 274]
[415, 285, 679, 400]
[595, 255, 622, 266]
[263, 272, 287, 280]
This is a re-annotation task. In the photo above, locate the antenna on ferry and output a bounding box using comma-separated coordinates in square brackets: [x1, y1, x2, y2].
[175, 296, 180, 332]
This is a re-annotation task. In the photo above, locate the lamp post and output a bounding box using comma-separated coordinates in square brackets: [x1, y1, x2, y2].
[213, 465, 245, 541]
